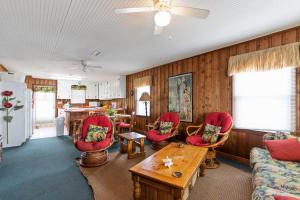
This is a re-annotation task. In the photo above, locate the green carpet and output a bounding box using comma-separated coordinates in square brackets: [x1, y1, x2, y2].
[0, 136, 250, 200]
[0, 136, 93, 200]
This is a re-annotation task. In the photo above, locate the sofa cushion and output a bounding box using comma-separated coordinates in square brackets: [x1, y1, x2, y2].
[265, 138, 300, 162]
[250, 147, 300, 172]
[253, 163, 300, 178]
[253, 169, 300, 196]
[85, 125, 108, 142]
[252, 186, 300, 200]
[275, 196, 300, 200]
[186, 135, 209, 147]
[147, 129, 171, 142]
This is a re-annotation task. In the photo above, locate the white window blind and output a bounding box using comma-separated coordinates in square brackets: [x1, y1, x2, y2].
[233, 67, 296, 131]
[136, 86, 150, 116]
[71, 85, 86, 104]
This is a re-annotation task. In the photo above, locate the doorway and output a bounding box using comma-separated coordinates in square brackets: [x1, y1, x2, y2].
[32, 85, 56, 139]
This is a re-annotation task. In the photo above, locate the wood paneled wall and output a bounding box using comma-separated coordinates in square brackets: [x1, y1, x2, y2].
[0, 64, 8, 72]
[25, 76, 57, 89]
[126, 26, 300, 162]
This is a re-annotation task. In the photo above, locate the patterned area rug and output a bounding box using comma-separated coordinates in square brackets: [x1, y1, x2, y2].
[79, 146, 252, 200]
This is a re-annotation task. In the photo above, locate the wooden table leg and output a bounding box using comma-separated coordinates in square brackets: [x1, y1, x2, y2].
[132, 175, 141, 200]
[140, 138, 145, 153]
[128, 140, 133, 159]
[200, 162, 206, 177]
[119, 137, 123, 153]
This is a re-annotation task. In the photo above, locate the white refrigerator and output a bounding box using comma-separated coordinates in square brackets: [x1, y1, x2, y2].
[0, 81, 33, 148]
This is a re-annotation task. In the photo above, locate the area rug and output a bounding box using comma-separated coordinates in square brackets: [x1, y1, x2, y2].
[79, 146, 252, 200]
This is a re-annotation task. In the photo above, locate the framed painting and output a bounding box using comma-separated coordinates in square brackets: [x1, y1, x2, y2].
[168, 73, 193, 122]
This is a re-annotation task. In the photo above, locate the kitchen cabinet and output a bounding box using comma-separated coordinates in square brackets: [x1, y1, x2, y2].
[57, 80, 99, 100]
[98, 76, 126, 100]
[57, 80, 72, 99]
[85, 81, 98, 99]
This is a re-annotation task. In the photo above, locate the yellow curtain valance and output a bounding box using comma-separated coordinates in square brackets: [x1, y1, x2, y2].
[133, 76, 152, 88]
[228, 42, 300, 76]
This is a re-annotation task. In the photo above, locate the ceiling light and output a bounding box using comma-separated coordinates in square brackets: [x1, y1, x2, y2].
[154, 11, 171, 27]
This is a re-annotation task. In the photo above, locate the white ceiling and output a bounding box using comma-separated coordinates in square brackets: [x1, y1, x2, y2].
[0, 0, 300, 81]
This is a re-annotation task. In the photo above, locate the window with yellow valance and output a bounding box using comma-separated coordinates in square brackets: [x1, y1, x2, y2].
[228, 42, 300, 76]
[133, 76, 152, 88]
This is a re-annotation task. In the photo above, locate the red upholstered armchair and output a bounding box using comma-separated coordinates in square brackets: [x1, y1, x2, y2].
[186, 112, 233, 169]
[74, 115, 114, 167]
[146, 112, 180, 150]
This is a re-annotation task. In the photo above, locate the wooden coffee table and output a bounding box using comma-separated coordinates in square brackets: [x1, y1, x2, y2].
[118, 132, 146, 159]
[130, 143, 208, 200]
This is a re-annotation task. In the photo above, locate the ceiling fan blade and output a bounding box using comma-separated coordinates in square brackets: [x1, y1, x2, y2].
[87, 66, 103, 71]
[114, 7, 156, 14]
[170, 7, 210, 19]
[154, 25, 164, 35]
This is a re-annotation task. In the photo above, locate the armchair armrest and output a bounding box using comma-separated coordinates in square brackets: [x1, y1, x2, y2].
[146, 119, 160, 131]
[146, 124, 154, 129]
[186, 124, 203, 136]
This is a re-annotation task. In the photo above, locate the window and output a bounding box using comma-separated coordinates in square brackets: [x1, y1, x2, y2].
[136, 86, 150, 116]
[233, 67, 296, 131]
[71, 85, 86, 104]
[34, 86, 56, 123]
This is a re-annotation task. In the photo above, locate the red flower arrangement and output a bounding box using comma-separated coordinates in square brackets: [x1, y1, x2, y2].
[0, 90, 23, 144]
[1, 91, 13, 97]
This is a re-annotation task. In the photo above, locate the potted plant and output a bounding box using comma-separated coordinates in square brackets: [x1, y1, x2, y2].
[106, 108, 116, 116]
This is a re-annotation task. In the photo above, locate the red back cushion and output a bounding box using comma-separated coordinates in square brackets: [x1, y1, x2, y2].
[274, 196, 300, 200]
[81, 115, 113, 139]
[159, 112, 180, 131]
[204, 112, 233, 133]
[264, 138, 300, 162]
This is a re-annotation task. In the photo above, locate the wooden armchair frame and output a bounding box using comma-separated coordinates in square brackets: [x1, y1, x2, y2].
[147, 117, 180, 150]
[186, 123, 232, 169]
[73, 116, 115, 167]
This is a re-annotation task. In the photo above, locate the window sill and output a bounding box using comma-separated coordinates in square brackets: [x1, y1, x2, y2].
[135, 115, 151, 118]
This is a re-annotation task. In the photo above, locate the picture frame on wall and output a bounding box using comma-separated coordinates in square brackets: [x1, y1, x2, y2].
[168, 73, 193, 122]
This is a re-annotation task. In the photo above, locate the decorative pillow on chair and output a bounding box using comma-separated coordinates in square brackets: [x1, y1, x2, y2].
[202, 124, 222, 144]
[264, 138, 300, 162]
[159, 122, 173, 135]
[85, 125, 108, 142]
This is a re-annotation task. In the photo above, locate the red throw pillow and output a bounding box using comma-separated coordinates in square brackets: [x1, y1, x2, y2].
[274, 196, 300, 200]
[264, 138, 300, 162]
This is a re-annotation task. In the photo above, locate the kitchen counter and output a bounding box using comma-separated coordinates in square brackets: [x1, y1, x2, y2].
[64, 107, 125, 136]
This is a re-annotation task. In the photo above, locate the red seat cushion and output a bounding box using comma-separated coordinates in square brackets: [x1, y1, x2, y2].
[204, 112, 232, 133]
[118, 122, 130, 128]
[81, 115, 113, 139]
[274, 196, 300, 200]
[186, 135, 209, 147]
[265, 138, 300, 162]
[147, 130, 172, 142]
[75, 138, 111, 151]
[75, 115, 113, 152]
[159, 112, 180, 132]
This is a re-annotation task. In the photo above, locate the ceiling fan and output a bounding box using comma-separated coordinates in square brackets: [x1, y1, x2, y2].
[69, 60, 103, 73]
[114, 0, 210, 35]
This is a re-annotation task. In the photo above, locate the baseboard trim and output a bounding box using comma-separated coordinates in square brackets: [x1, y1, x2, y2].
[217, 151, 250, 166]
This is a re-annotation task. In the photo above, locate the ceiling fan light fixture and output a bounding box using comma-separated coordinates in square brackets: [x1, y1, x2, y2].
[154, 11, 171, 27]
